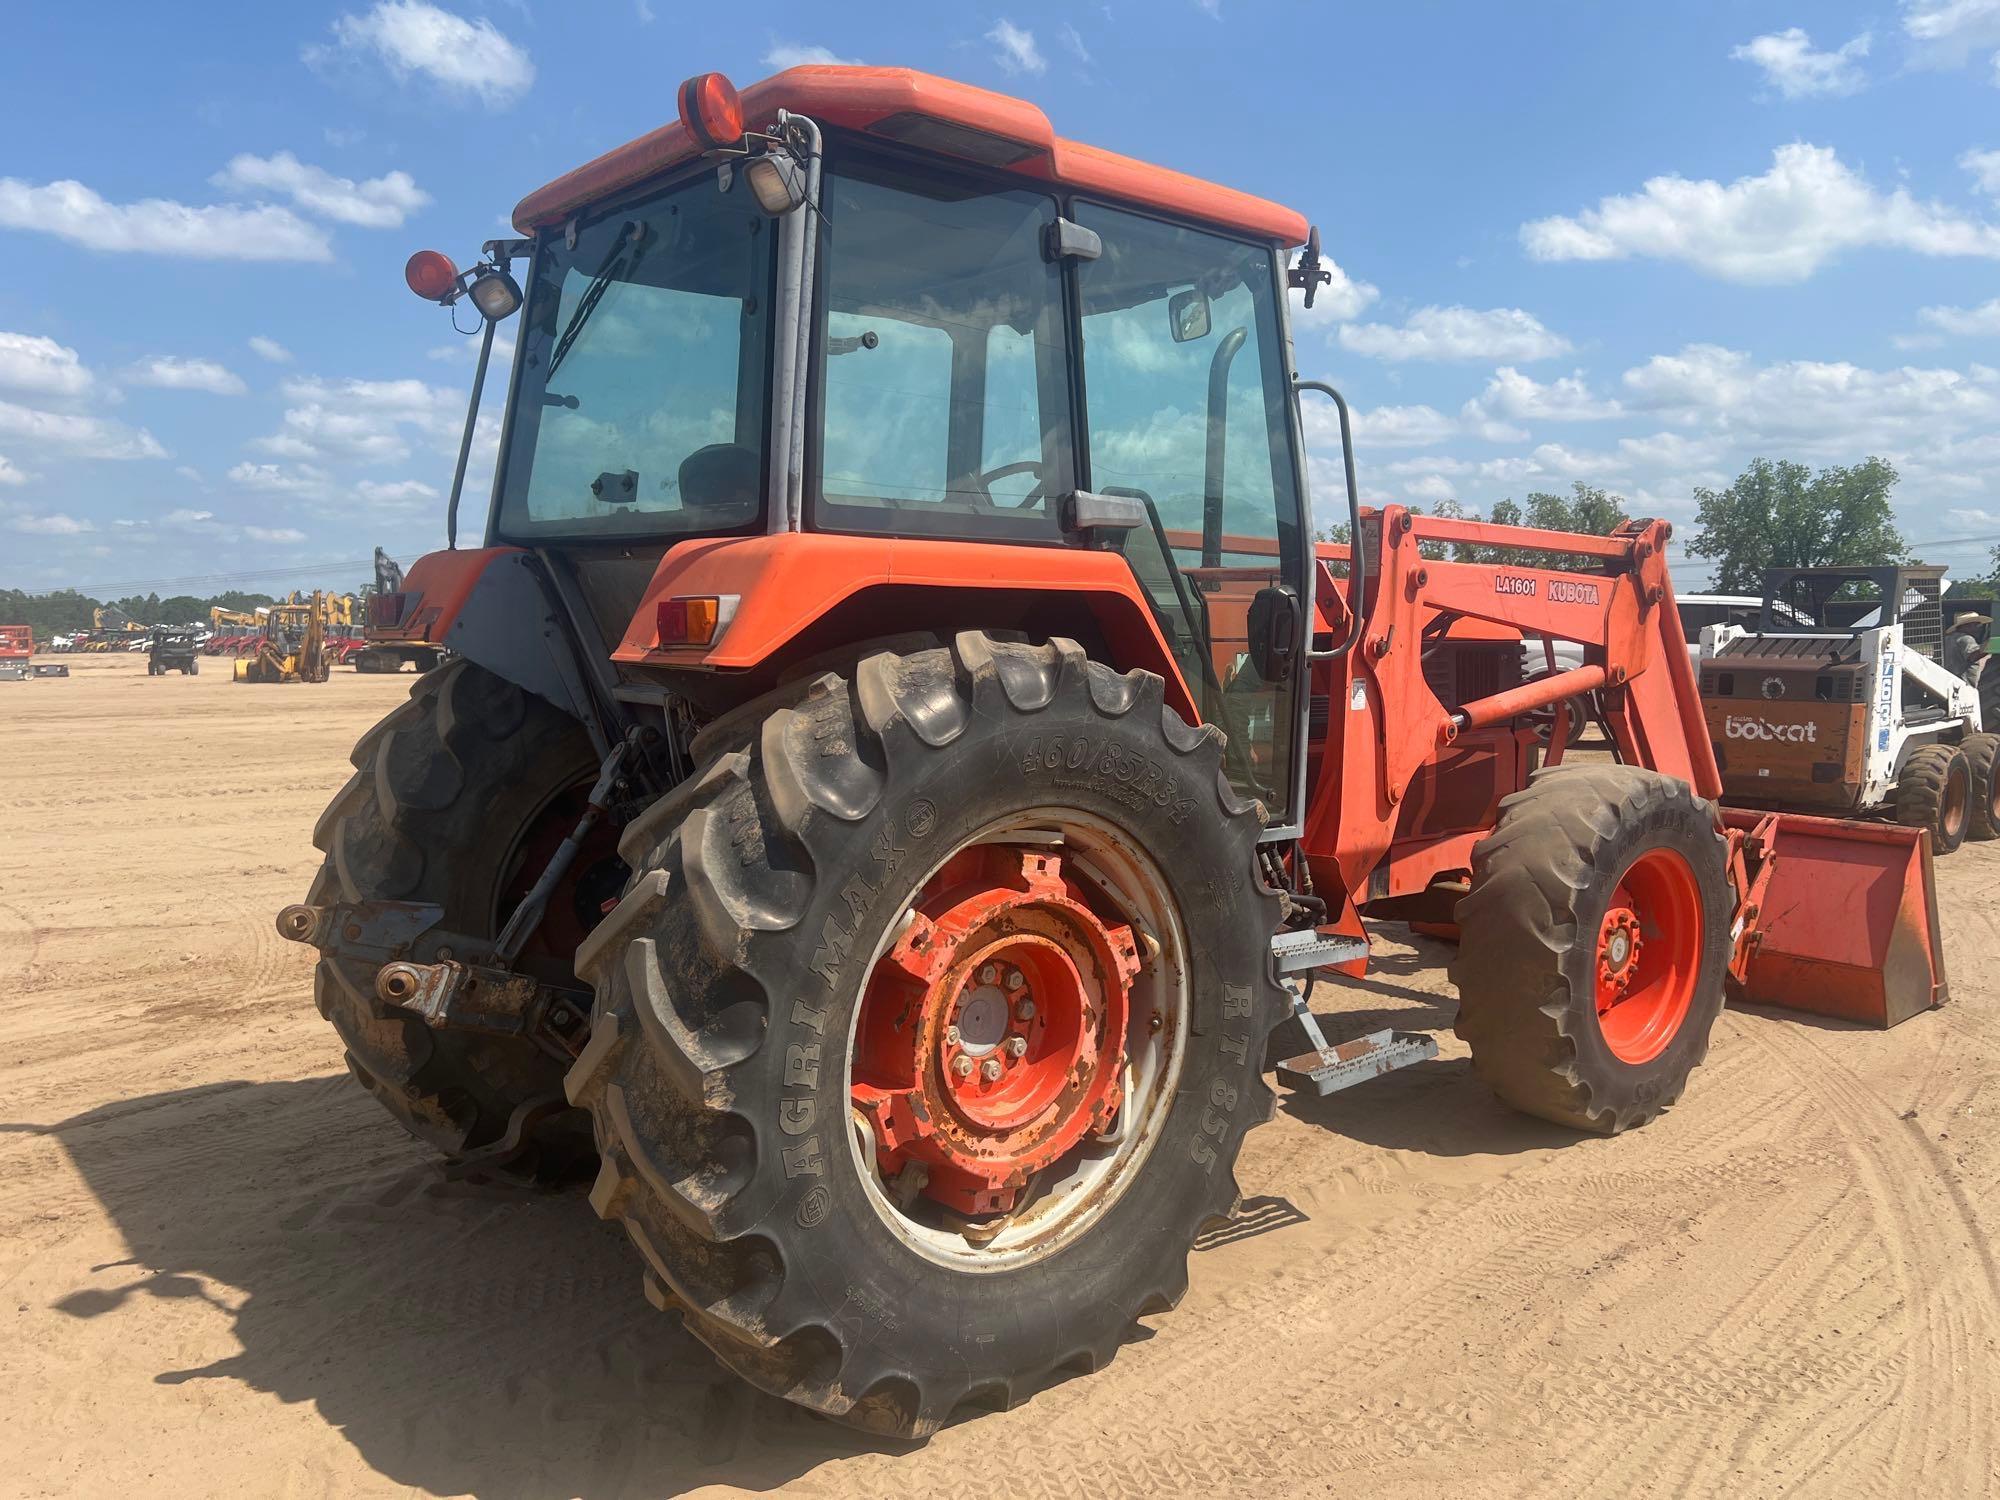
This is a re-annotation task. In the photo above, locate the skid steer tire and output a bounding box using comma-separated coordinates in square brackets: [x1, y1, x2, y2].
[1895, 744, 1972, 855]
[1452, 765, 1731, 1135]
[1964, 733, 2000, 841]
[306, 659, 609, 1178]
[566, 632, 1287, 1439]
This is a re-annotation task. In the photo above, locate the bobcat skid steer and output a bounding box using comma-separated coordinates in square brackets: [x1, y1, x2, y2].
[1701, 564, 1998, 853]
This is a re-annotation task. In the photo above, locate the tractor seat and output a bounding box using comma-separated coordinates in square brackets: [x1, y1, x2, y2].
[679, 443, 759, 512]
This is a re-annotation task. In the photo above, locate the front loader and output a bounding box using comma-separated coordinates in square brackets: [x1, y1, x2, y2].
[276, 65, 1948, 1439]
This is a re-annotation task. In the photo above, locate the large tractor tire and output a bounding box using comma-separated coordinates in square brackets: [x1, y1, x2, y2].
[1894, 744, 1972, 855]
[567, 633, 1287, 1438]
[306, 659, 624, 1177]
[1452, 765, 1732, 1134]
[1961, 733, 2000, 840]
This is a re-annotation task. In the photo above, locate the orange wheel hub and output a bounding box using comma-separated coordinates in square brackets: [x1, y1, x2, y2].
[851, 846, 1140, 1215]
[1593, 847, 1702, 1066]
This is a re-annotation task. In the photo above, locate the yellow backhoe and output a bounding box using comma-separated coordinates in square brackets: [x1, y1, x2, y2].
[234, 593, 330, 683]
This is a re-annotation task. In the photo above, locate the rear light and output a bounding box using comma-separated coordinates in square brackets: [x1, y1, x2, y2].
[405, 250, 459, 301]
[679, 72, 745, 153]
[655, 594, 738, 647]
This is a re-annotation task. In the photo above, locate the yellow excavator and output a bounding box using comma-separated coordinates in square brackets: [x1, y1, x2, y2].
[235, 592, 331, 683]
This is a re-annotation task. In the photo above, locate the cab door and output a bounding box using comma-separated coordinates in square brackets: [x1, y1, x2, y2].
[1071, 204, 1310, 822]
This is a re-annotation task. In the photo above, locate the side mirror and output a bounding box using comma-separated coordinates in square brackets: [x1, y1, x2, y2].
[1247, 584, 1301, 682]
[1168, 287, 1211, 343]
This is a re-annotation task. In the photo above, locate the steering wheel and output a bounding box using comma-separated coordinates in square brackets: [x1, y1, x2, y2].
[963, 459, 1050, 509]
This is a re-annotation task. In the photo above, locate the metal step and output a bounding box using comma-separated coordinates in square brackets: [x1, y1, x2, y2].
[1276, 1028, 1439, 1097]
[1271, 927, 1370, 974]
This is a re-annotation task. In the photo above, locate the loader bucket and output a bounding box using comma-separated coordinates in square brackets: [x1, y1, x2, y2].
[1722, 809, 1947, 1028]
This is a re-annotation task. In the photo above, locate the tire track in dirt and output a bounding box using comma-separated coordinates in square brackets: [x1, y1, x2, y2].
[1739, 1018, 2000, 1495]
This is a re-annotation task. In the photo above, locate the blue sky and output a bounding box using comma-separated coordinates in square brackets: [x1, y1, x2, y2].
[4, 1, 2000, 595]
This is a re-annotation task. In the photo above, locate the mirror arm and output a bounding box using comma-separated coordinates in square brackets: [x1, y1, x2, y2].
[1294, 379, 1365, 661]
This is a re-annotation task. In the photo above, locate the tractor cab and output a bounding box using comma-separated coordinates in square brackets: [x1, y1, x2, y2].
[408, 66, 1315, 816]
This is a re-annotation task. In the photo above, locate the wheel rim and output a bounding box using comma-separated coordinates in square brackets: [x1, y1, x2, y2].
[846, 809, 1188, 1270]
[493, 776, 629, 977]
[1943, 762, 1969, 840]
[1592, 846, 1703, 1066]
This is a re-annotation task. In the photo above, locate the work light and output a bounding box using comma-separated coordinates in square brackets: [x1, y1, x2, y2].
[466, 268, 524, 322]
[743, 151, 807, 216]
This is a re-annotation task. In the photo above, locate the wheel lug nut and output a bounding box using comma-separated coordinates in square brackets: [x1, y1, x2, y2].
[1015, 998, 1035, 1021]
[979, 964, 998, 985]
[943, 1025, 962, 1047]
[1004, 970, 1025, 991]
[1004, 1035, 1027, 1059]
[952, 1055, 974, 1078]
[980, 1057, 1003, 1082]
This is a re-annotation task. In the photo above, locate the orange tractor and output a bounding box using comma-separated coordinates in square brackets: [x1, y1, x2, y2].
[278, 66, 1947, 1438]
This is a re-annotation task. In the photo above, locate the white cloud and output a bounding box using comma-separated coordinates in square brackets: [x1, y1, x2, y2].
[313, 1, 534, 107]
[428, 333, 513, 364]
[249, 374, 461, 466]
[1920, 296, 2000, 335]
[1521, 143, 2000, 283]
[244, 525, 308, 543]
[0, 179, 329, 261]
[763, 42, 861, 68]
[357, 478, 440, 507]
[248, 336, 294, 365]
[1339, 306, 1571, 362]
[0, 399, 165, 459]
[162, 508, 216, 525]
[1731, 28, 1871, 98]
[1403, 473, 1458, 503]
[1287, 261, 1380, 331]
[1348, 403, 1458, 449]
[1058, 22, 1092, 65]
[1902, 0, 2000, 69]
[10, 510, 93, 534]
[125, 356, 247, 396]
[212, 152, 429, 229]
[227, 461, 332, 495]
[0, 332, 94, 400]
[1963, 147, 2000, 197]
[987, 20, 1046, 76]
[0, 454, 25, 485]
[1462, 366, 1623, 424]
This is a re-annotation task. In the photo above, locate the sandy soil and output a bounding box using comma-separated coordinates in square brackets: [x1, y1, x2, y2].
[1, 651, 1996, 1499]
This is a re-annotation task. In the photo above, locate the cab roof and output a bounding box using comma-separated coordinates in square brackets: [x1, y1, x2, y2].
[513, 65, 1310, 246]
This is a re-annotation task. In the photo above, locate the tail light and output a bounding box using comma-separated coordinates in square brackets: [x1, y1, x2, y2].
[405, 251, 460, 302]
[655, 594, 737, 647]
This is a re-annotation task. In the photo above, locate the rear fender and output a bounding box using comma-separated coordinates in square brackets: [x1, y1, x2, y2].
[614, 533, 1199, 721]
[378, 547, 601, 728]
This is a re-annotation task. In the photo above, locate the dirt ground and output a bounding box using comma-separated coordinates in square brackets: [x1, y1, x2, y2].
[2, 652, 1996, 1499]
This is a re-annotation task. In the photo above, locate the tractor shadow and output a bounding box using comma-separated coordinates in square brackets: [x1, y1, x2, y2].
[1275, 962, 1582, 1158]
[28, 1077, 904, 1498]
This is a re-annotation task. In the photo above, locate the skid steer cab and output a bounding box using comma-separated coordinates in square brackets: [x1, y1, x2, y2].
[276, 65, 1948, 1440]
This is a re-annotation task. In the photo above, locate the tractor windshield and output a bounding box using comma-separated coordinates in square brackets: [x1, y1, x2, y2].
[493, 173, 777, 540]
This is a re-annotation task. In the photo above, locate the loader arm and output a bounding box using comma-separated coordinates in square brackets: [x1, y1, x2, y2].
[1298, 506, 1946, 1028]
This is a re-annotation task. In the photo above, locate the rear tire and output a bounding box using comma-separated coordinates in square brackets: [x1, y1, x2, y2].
[305, 659, 615, 1176]
[1895, 744, 1971, 854]
[567, 633, 1286, 1438]
[1452, 765, 1731, 1134]
[1956, 734, 1999, 841]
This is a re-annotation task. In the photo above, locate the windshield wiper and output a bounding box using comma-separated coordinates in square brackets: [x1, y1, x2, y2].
[547, 220, 647, 381]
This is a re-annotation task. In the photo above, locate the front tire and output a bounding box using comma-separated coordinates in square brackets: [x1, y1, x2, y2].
[1452, 765, 1731, 1134]
[1895, 744, 1971, 854]
[305, 660, 621, 1175]
[567, 633, 1286, 1438]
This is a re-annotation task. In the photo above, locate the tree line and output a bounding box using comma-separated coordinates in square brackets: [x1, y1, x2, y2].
[1332, 456, 1934, 593]
[0, 588, 293, 639]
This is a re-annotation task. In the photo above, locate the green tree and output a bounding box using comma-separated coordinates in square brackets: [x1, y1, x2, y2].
[1688, 457, 1905, 592]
